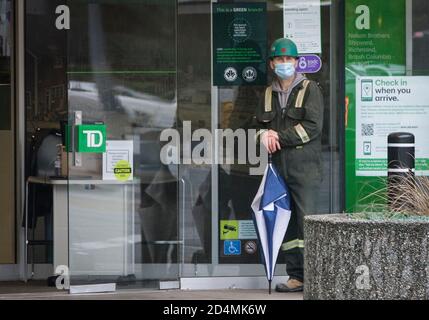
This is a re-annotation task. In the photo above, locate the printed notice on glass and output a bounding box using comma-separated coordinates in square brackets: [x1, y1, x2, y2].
[356, 76, 429, 176]
[213, 2, 267, 86]
[102, 140, 134, 181]
[283, 0, 321, 54]
[238, 220, 257, 239]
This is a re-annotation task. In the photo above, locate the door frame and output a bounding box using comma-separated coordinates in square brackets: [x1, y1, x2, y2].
[0, 0, 23, 281]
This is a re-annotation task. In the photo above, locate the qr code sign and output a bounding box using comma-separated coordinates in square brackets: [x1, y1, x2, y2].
[361, 124, 374, 136]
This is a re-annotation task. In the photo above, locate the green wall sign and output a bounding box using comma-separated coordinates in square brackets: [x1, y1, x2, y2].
[345, 0, 406, 212]
[212, 2, 267, 86]
[77, 124, 106, 153]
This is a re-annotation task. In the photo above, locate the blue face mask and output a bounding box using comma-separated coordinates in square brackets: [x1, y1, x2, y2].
[274, 62, 296, 80]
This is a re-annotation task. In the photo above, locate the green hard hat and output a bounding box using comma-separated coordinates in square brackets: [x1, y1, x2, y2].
[269, 38, 299, 58]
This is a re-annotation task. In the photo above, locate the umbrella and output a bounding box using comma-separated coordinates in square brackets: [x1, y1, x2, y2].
[251, 155, 292, 294]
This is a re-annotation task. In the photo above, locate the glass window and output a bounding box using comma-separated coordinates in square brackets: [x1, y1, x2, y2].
[23, 0, 345, 286]
[66, 0, 178, 288]
[25, 0, 67, 265]
[180, 0, 343, 277]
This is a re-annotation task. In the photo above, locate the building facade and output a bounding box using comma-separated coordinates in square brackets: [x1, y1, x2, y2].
[0, 0, 428, 292]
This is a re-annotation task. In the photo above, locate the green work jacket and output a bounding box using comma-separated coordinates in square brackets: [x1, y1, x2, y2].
[255, 79, 325, 184]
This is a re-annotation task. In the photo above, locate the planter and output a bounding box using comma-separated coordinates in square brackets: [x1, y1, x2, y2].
[304, 214, 429, 300]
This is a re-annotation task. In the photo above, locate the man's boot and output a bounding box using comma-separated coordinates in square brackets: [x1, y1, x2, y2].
[275, 278, 303, 293]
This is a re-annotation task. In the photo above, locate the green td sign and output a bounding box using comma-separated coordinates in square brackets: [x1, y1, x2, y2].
[77, 124, 106, 153]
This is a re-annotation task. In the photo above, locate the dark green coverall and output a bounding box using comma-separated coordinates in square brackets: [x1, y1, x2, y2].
[255, 77, 324, 282]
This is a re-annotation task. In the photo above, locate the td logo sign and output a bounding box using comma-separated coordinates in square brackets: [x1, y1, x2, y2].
[77, 125, 106, 153]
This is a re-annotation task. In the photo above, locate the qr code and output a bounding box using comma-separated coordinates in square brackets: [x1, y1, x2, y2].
[361, 124, 374, 136]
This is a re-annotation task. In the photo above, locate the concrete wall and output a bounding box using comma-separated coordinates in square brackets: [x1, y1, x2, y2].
[304, 214, 429, 300]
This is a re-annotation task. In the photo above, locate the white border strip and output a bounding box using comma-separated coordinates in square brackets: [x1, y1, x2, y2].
[159, 281, 180, 290]
[69, 283, 116, 294]
[16, 0, 26, 281]
[357, 170, 428, 177]
[387, 143, 415, 147]
[388, 168, 415, 173]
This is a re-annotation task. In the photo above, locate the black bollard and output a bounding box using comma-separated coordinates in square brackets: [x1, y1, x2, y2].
[387, 132, 415, 211]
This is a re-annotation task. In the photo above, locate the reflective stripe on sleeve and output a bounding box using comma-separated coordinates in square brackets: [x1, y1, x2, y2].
[294, 123, 310, 143]
[255, 129, 268, 142]
[264, 86, 273, 112]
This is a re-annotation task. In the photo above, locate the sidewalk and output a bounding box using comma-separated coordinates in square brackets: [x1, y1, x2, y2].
[0, 288, 303, 300]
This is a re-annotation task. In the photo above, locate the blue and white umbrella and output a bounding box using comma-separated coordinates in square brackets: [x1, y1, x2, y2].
[251, 158, 291, 294]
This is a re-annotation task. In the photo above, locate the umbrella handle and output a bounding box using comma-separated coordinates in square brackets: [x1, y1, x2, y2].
[268, 153, 272, 164]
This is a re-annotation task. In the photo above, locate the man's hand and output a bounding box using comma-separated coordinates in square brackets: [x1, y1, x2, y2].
[261, 130, 281, 154]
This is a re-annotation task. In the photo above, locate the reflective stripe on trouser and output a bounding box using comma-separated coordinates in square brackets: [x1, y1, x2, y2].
[281, 239, 304, 251]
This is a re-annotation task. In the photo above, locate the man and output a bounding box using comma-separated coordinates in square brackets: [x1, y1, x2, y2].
[255, 38, 324, 292]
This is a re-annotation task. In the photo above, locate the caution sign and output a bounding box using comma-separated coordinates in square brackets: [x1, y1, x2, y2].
[114, 160, 132, 181]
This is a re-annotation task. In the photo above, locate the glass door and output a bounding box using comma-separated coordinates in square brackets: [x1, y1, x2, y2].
[66, 0, 179, 290]
[178, 0, 343, 282]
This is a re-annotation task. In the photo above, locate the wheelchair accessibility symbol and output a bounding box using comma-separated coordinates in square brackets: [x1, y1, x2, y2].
[224, 240, 241, 255]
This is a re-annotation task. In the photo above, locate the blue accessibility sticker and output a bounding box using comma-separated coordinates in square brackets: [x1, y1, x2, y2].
[224, 240, 241, 255]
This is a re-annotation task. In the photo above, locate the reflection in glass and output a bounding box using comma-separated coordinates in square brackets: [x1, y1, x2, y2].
[66, 0, 178, 287]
